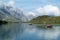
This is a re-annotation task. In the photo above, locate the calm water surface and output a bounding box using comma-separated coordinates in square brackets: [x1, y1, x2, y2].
[0, 23, 60, 40]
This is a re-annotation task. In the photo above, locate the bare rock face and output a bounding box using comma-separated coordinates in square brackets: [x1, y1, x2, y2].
[0, 2, 28, 22]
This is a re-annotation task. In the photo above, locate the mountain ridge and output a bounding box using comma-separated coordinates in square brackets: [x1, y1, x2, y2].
[30, 15, 60, 24]
[0, 3, 28, 22]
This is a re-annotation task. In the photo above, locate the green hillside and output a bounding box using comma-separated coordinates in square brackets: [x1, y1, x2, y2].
[30, 15, 60, 24]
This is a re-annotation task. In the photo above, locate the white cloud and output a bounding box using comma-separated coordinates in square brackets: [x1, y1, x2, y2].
[26, 12, 36, 20]
[7, 0, 15, 7]
[0, 1, 2, 4]
[36, 5, 60, 16]
[0, 1, 6, 6]
[27, 12, 36, 16]
[0, 0, 15, 7]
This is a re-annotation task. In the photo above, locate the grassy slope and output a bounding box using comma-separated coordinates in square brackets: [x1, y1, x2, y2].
[30, 15, 60, 24]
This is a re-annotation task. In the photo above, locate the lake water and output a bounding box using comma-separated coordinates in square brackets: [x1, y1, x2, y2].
[0, 23, 60, 40]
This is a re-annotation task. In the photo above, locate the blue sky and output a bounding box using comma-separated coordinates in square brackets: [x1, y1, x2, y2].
[1, 0, 60, 16]
[1, 0, 60, 11]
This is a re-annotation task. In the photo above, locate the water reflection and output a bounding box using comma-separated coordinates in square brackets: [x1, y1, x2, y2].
[0, 23, 23, 40]
[0, 23, 60, 40]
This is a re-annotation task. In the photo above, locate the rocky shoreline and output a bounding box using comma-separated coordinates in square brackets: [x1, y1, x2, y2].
[0, 20, 8, 25]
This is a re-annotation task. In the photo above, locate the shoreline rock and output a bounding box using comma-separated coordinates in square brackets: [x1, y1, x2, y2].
[0, 20, 8, 25]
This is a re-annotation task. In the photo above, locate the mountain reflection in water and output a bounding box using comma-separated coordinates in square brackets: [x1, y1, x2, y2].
[0, 23, 60, 40]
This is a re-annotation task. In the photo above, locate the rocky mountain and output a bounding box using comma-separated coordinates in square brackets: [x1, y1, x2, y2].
[0, 3, 28, 22]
